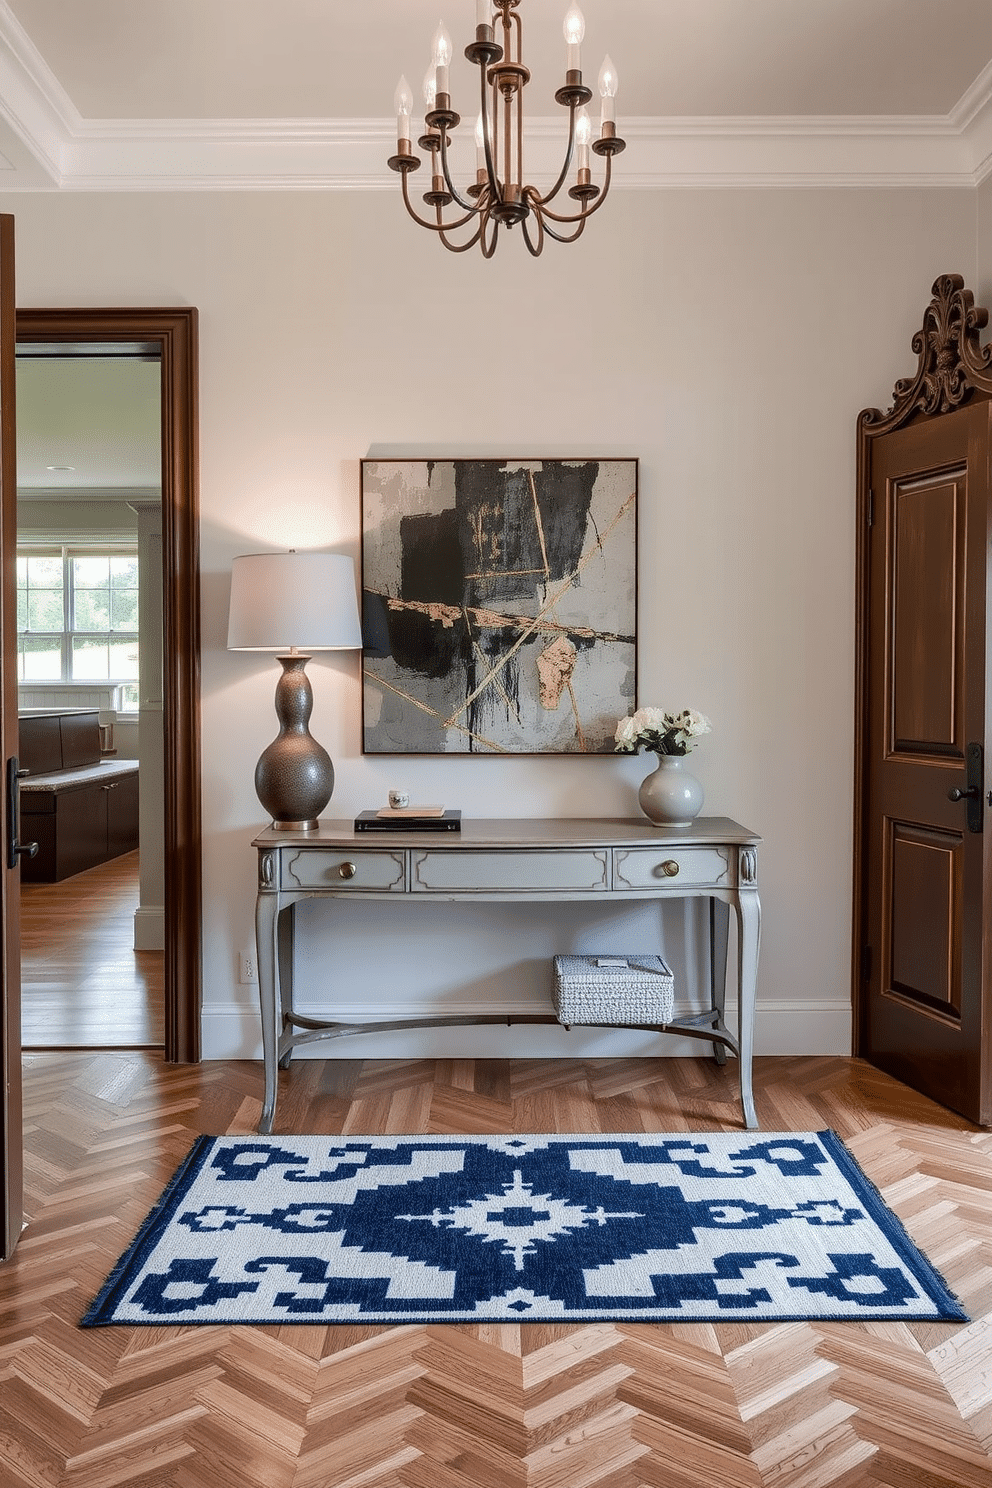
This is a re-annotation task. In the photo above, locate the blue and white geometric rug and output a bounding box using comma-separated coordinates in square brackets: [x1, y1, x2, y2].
[82, 1132, 966, 1326]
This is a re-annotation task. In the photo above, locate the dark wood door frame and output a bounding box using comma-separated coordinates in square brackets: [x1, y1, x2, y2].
[1, 217, 21, 1256]
[16, 308, 201, 1062]
[853, 275, 992, 1082]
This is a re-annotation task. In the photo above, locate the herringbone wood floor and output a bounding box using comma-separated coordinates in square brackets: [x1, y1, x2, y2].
[3, 1051, 991, 1487]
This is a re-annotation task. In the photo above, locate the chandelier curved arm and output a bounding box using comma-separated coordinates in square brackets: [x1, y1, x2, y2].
[536, 210, 587, 245]
[533, 152, 615, 227]
[438, 219, 487, 253]
[477, 64, 502, 204]
[518, 185, 588, 243]
[530, 104, 578, 208]
[479, 212, 500, 259]
[435, 129, 485, 214]
[400, 169, 480, 234]
[437, 195, 491, 253]
[520, 201, 546, 257]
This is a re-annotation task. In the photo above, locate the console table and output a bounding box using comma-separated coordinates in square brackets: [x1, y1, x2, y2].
[253, 816, 761, 1134]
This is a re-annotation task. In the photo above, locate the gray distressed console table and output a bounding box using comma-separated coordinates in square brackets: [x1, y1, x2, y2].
[253, 815, 761, 1133]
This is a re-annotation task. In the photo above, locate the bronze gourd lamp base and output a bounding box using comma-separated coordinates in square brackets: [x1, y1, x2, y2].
[254, 651, 334, 831]
[227, 550, 363, 833]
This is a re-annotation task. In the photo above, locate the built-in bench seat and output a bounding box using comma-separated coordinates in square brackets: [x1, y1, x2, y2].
[18, 709, 139, 882]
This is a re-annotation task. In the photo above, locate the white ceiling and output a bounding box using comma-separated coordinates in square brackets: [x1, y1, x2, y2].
[0, 0, 986, 189]
[8, 0, 990, 120]
[16, 357, 161, 496]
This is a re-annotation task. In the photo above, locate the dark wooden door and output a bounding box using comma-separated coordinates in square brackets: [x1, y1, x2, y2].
[861, 400, 992, 1122]
[0, 214, 20, 1258]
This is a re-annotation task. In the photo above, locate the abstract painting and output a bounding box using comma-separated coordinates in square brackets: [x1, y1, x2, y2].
[361, 458, 637, 753]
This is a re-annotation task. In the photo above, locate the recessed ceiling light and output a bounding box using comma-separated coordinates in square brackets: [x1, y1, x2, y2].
[46, 464, 75, 471]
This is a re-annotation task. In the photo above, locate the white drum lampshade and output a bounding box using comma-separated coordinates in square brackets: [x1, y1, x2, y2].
[228, 551, 362, 829]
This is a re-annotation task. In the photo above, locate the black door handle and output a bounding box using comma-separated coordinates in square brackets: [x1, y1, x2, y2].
[5, 756, 38, 870]
[949, 743, 985, 833]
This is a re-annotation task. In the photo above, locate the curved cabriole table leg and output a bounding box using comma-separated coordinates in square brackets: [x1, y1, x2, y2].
[735, 884, 761, 1130]
[255, 891, 281, 1134]
[709, 897, 731, 1065]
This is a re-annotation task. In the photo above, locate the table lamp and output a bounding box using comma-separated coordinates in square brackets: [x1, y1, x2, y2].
[227, 550, 362, 829]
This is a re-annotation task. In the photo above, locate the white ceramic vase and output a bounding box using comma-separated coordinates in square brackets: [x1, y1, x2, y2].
[638, 753, 704, 827]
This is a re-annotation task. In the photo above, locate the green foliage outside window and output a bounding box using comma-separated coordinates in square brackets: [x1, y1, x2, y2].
[17, 548, 140, 685]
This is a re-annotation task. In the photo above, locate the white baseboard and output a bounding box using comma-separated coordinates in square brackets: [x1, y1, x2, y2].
[133, 906, 164, 951]
[199, 999, 852, 1061]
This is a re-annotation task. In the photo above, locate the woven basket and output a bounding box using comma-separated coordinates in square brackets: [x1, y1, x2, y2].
[553, 954, 675, 1027]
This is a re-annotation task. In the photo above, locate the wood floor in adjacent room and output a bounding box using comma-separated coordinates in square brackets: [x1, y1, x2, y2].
[2, 1051, 991, 1487]
[19, 851, 164, 1048]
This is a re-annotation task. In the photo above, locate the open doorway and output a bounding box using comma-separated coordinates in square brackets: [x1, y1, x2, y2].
[14, 308, 201, 1064]
[16, 344, 165, 1047]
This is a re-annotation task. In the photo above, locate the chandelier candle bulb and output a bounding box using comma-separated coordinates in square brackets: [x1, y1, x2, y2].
[432, 20, 452, 100]
[575, 107, 591, 170]
[564, 2, 585, 71]
[394, 75, 413, 142]
[475, 0, 490, 25]
[598, 54, 617, 127]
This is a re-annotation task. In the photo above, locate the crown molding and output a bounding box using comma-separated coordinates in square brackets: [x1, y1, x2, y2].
[961, 68, 992, 185]
[949, 57, 992, 129]
[0, 0, 75, 179]
[26, 117, 984, 194]
[0, 1, 988, 192]
[17, 485, 160, 501]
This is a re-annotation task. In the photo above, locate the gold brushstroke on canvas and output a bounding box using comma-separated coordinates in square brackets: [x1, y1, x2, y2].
[364, 668, 511, 753]
[375, 595, 633, 646]
[537, 636, 578, 710]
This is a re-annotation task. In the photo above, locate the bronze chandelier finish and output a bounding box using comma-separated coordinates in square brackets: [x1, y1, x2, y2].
[388, 0, 626, 257]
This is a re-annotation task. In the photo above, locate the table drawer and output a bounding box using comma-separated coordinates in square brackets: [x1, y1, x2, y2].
[614, 845, 733, 890]
[412, 849, 609, 893]
[282, 848, 405, 891]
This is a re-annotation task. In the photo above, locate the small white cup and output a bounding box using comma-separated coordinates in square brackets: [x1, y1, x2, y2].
[388, 790, 410, 809]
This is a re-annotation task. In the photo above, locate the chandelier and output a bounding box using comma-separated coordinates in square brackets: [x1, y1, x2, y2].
[388, 1, 625, 257]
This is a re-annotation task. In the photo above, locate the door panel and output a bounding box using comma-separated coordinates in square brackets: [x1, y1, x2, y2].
[886, 821, 960, 1019]
[863, 400, 991, 1122]
[0, 214, 20, 1258]
[891, 477, 961, 752]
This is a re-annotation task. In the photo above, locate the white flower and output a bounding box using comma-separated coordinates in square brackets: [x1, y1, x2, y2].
[680, 709, 711, 738]
[632, 706, 665, 733]
[614, 715, 638, 747]
[613, 704, 713, 756]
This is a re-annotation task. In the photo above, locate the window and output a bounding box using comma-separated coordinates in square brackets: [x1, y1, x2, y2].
[17, 546, 139, 689]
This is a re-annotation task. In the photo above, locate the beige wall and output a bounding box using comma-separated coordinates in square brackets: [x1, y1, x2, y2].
[979, 177, 992, 309]
[2, 185, 978, 1057]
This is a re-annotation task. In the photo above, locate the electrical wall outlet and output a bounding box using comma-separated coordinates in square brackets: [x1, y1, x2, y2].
[239, 949, 257, 984]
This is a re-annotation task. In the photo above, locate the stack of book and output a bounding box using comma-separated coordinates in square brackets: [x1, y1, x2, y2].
[354, 806, 461, 833]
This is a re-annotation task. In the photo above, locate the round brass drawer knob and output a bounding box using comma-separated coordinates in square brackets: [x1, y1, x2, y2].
[338, 861, 358, 880]
[660, 859, 680, 877]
